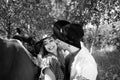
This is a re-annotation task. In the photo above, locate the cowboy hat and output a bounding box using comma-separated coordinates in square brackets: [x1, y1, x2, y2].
[53, 20, 84, 48]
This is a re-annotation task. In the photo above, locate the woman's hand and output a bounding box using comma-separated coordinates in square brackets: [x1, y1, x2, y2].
[44, 68, 56, 80]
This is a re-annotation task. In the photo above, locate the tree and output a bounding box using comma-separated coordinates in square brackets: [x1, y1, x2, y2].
[0, 0, 54, 39]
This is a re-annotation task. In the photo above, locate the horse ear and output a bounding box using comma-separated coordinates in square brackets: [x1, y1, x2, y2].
[16, 28, 22, 34]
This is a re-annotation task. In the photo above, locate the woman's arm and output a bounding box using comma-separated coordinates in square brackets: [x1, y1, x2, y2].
[44, 68, 56, 80]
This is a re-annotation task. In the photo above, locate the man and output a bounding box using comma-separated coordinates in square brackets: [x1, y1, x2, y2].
[53, 20, 98, 80]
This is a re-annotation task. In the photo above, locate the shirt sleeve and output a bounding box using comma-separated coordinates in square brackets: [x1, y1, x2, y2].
[81, 63, 98, 80]
[74, 57, 98, 80]
[41, 56, 59, 76]
[49, 57, 59, 75]
[40, 55, 64, 80]
[70, 42, 98, 80]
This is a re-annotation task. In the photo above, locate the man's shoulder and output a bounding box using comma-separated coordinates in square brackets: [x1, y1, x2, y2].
[65, 52, 73, 62]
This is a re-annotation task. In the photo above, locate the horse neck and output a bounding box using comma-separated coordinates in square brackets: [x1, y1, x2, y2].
[0, 37, 6, 45]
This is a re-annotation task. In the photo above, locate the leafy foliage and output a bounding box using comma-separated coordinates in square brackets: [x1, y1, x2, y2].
[0, 0, 54, 39]
[0, 0, 120, 80]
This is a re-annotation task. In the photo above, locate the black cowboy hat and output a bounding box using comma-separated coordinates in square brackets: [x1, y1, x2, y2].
[53, 20, 84, 48]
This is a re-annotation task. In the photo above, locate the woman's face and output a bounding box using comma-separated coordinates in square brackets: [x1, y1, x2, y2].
[43, 37, 57, 54]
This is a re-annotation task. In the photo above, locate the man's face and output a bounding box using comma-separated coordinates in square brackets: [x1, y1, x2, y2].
[56, 39, 69, 50]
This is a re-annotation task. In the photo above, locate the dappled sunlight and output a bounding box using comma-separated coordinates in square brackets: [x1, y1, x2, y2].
[98, 45, 116, 53]
[85, 22, 96, 30]
[0, 0, 120, 80]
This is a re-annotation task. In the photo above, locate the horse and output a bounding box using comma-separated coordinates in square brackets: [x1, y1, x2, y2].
[12, 35, 37, 57]
[0, 38, 40, 80]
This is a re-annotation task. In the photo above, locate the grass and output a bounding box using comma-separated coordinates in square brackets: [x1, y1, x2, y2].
[92, 48, 120, 80]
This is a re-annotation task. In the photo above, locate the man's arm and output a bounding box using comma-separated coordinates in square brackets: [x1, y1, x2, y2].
[73, 64, 97, 80]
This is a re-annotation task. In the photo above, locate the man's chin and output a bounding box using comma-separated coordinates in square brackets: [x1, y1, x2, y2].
[58, 46, 66, 50]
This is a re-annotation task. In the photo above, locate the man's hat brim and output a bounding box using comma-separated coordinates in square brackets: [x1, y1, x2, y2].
[53, 20, 84, 48]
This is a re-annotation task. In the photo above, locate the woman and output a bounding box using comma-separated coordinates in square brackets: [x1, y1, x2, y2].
[38, 34, 65, 80]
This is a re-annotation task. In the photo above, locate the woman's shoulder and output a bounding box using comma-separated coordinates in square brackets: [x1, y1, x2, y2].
[44, 54, 58, 61]
[40, 54, 60, 74]
[41, 54, 58, 67]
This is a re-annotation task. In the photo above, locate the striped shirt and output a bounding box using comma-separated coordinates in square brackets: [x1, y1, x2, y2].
[41, 54, 65, 80]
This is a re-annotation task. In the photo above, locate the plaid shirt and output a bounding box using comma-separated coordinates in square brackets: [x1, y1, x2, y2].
[40, 54, 64, 80]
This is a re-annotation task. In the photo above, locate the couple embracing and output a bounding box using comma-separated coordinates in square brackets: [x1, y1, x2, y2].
[38, 20, 98, 80]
